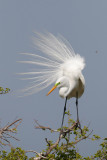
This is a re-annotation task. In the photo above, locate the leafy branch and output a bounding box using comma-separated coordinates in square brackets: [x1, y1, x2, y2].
[0, 87, 10, 94]
[32, 117, 94, 160]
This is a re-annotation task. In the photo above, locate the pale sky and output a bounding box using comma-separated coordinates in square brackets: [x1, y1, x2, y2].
[0, 0, 107, 157]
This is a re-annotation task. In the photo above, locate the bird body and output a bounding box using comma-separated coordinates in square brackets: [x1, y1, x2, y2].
[19, 32, 85, 129]
[19, 32, 85, 99]
[55, 57, 85, 99]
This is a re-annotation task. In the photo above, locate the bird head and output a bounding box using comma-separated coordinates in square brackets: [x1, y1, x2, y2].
[47, 76, 69, 96]
[46, 82, 60, 96]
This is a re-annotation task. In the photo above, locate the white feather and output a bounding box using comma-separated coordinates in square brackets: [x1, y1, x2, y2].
[18, 32, 85, 96]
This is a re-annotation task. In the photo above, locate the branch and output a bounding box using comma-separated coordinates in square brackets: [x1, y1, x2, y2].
[44, 122, 78, 157]
[35, 120, 58, 132]
[34, 121, 79, 159]
[0, 119, 22, 146]
[34, 120, 93, 160]
[63, 130, 93, 148]
[26, 150, 47, 160]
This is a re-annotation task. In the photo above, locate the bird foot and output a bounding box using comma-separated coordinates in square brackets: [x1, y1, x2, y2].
[60, 128, 66, 137]
[75, 120, 82, 134]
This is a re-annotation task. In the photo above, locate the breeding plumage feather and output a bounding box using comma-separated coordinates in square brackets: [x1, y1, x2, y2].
[18, 32, 85, 96]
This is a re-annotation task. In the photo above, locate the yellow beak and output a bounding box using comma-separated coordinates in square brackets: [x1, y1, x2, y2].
[47, 85, 57, 96]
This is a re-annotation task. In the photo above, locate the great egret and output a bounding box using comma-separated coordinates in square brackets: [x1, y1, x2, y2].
[19, 32, 85, 129]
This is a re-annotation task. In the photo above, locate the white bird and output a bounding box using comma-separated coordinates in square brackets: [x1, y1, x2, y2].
[19, 32, 85, 128]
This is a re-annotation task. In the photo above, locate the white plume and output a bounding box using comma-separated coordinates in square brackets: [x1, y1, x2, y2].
[18, 32, 85, 96]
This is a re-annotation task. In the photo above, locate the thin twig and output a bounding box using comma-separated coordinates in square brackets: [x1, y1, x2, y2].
[0, 119, 22, 146]
[26, 150, 46, 159]
[35, 120, 59, 132]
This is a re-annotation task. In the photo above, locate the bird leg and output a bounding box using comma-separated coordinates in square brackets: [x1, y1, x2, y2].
[76, 97, 79, 122]
[75, 93, 82, 132]
[61, 97, 67, 131]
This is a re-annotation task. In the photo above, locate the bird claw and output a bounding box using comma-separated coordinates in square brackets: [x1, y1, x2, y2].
[60, 128, 66, 137]
[75, 121, 83, 134]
